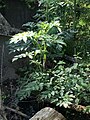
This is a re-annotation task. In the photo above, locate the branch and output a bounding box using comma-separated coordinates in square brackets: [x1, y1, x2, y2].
[4, 106, 30, 119]
[68, 104, 90, 114]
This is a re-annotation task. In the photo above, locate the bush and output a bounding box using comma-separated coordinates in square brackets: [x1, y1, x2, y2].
[8, 21, 90, 111]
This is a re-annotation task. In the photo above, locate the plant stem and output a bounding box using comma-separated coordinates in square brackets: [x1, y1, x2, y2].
[46, 1, 49, 21]
[73, 0, 77, 55]
[43, 42, 46, 69]
[74, 0, 77, 30]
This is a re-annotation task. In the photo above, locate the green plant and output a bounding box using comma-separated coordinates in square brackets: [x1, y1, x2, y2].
[16, 61, 90, 109]
[8, 21, 66, 67]
[84, 106, 90, 114]
[33, 0, 90, 57]
[8, 0, 90, 114]
[8, 21, 90, 110]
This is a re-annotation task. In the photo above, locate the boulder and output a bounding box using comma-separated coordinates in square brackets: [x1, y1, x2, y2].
[30, 107, 66, 120]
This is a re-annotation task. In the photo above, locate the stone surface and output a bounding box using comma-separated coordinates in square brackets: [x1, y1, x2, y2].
[0, 13, 11, 35]
[30, 107, 66, 120]
[0, 13, 22, 35]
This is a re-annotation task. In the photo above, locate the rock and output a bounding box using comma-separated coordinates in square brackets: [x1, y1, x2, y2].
[29, 107, 66, 120]
[0, 13, 22, 35]
[0, 13, 11, 35]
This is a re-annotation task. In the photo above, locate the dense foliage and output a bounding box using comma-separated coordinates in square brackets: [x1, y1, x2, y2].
[8, 0, 90, 113]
